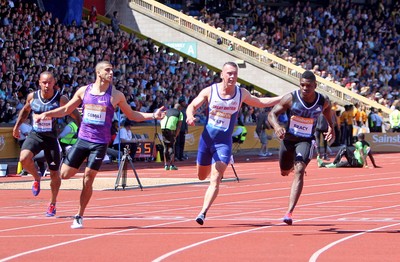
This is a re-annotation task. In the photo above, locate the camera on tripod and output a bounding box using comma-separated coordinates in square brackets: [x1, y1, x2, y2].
[114, 144, 143, 191]
[123, 145, 131, 155]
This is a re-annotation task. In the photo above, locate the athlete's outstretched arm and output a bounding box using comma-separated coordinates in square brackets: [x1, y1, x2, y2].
[35, 85, 86, 120]
[59, 95, 82, 127]
[114, 89, 165, 121]
[241, 88, 283, 108]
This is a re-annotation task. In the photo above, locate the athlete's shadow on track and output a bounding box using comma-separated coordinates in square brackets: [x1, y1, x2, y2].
[320, 227, 400, 234]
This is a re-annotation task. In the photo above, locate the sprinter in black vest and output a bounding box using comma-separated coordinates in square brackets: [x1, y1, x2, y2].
[268, 70, 335, 225]
[12, 71, 81, 217]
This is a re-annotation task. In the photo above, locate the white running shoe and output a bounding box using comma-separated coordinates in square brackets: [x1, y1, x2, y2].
[71, 215, 83, 229]
[258, 152, 272, 157]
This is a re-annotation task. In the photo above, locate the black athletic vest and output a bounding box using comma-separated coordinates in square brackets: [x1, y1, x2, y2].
[285, 90, 325, 140]
[30, 90, 61, 137]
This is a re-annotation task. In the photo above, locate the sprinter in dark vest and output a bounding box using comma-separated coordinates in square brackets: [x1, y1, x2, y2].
[12, 71, 81, 217]
[268, 70, 335, 226]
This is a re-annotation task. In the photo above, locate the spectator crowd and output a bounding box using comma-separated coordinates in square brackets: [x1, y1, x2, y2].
[182, 0, 400, 111]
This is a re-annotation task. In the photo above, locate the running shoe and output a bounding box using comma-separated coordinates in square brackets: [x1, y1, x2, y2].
[164, 165, 169, 170]
[316, 156, 324, 167]
[258, 152, 272, 157]
[325, 163, 337, 168]
[195, 213, 205, 225]
[19, 170, 28, 176]
[283, 212, 293, 225]
[32, 180, 40, 196]
[169, 165, 178, 170]
[71, 215, 83, 229]
[46, 203, 56, 217]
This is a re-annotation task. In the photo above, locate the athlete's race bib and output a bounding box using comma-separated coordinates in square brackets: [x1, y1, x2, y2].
[83, 104, 107, 125]
[288, 115, 314, 137]
[33, 115, 52, 132]
[208, 109, 231, 131]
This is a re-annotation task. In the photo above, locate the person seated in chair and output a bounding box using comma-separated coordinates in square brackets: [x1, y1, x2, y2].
[112, 120, 138, 160]
[232, 118, 247, 144]
[58, 116, 79, 158]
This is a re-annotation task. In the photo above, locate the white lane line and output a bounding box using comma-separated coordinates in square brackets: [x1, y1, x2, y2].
[1, 182, 399, 234]
[309, 222, 400, 262]
[1, 171, 399, 260]
[153, 204, 400, 262]
[0, 219, 191, 262]
[152, 223, 276, 262]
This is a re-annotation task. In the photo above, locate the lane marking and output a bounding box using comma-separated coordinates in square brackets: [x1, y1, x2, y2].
[0, 219, 191, 262]
[153, 204, 400, 261]
[309, 222, 400, 262]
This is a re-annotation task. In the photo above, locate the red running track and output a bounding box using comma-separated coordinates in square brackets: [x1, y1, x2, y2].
[0, 153, 399, 261]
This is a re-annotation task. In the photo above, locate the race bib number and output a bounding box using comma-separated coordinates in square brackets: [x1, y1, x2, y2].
[83, 104, 106, 125]
[288, 115, 314, 137]
[33, 115, 52, 132]
[208, 110, 231, 130]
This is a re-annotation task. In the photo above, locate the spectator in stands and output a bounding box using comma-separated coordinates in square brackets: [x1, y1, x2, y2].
[89, 5, 97, 23]
[111, 11, 120, 34]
